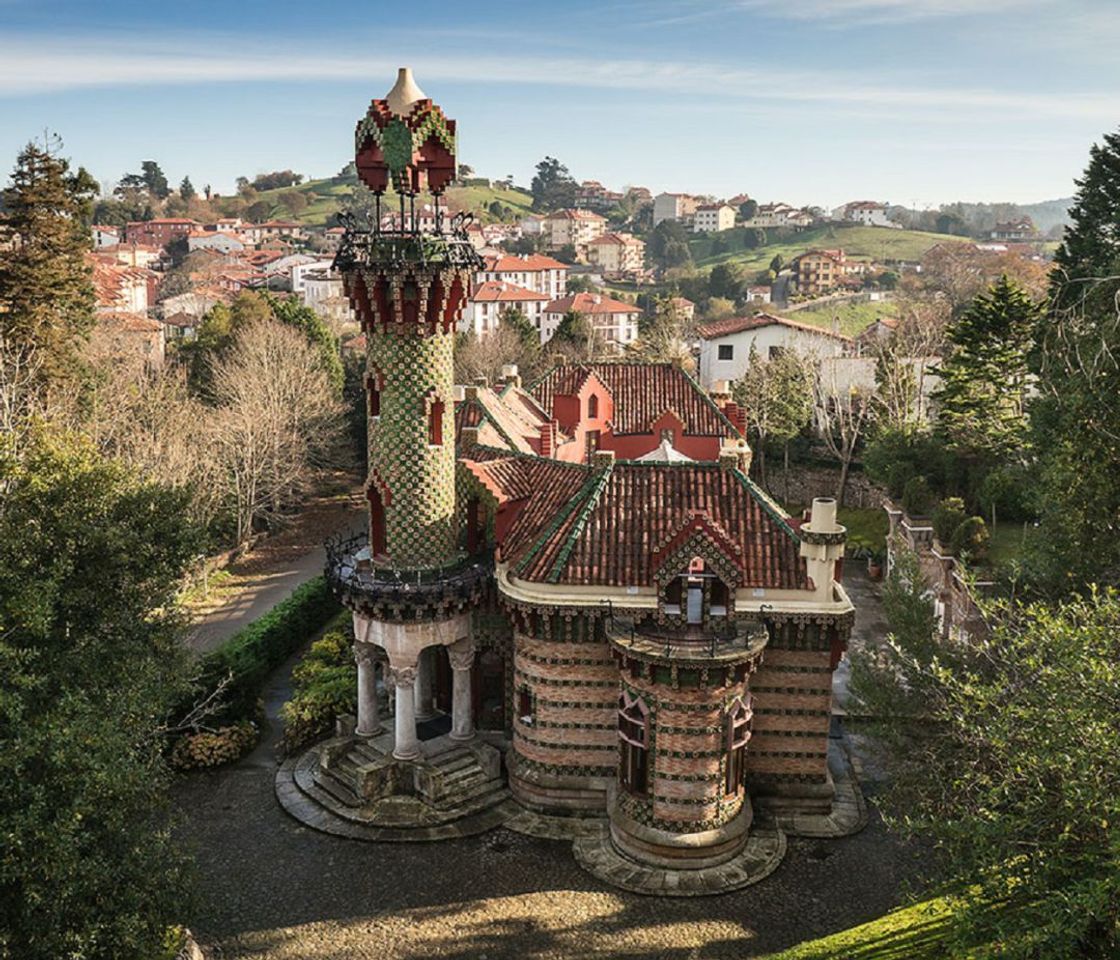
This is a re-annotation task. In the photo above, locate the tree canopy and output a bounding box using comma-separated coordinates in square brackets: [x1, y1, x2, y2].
[529, 156, 577, 212]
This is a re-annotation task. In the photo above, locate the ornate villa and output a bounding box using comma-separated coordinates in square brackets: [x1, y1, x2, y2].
[277, 69, 864, 895]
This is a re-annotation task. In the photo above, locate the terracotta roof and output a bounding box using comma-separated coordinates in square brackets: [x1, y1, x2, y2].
[161, 312, 197, 328]
[587, 232, 643, 246]
[481, 253, 568, 273]
[545, 208, 607, 221]
[543, 292, 640, 316]
[471, 281, 550, 303]
[696, 312, 853, 342]
[98, 311, 161, 333]
[479, 457, 807, 588]
[455, 385, 550, 454]
[531, 362, 739, 437]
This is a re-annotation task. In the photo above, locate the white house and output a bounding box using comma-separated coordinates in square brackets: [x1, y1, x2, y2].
[540, 208, 607, 254]
[695, 313, 851, 387]
[652, 192, 699, 226]
[91, 225, 120, 249]
[290, 258, 337, 296]
[187, 231, 245, 254]
[693, 204, 736, 233]
[540, 292, 642, 352]
[831, 201, 897, 228]
[462, 281, 550, 337]
[585, 232, 646, 276]
[476, 253, 568, 300]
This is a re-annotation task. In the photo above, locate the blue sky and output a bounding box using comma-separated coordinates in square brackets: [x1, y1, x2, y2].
[1, 0, 1117, 207]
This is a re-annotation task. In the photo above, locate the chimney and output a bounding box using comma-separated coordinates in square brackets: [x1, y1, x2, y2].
[709, 379, 732, 403]
[592, 448, 615, 471]
[452, 384, 466, 403]
[500, 363, 521, 389]
[719, 439, 752, 475]
[798, 497, 847, 599]
[539, 421, 555, 458]
[460, 425, 479, 449]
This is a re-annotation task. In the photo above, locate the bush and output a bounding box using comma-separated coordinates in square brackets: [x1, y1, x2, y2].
[170, 721, 258, 770]
[902, 476, 936, 517]
[192, 575, 341, 724]
[933, 497, 968, 544]
[281, 625, 357, 752]
[950, 516, 990, 560]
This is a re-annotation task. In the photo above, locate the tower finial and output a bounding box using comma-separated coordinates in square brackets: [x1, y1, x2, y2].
[385, 67, 427, 117]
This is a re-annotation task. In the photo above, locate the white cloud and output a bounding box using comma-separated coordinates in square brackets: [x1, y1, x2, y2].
[0, 34, 1114, 122]
[732, 0, 1049, 23]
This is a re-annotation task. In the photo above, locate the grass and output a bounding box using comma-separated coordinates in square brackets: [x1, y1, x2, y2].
[690, 223, 969, 275]
[760, 894, 957, 960]
[984, 520, 1030, 572]
[787, 297, 901, 337]
[253, 176, 534, 227]
[783, 505, 888, 557]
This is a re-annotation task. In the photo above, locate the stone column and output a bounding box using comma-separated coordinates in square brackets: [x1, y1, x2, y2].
[448, 639, 476, 742]
[414, 647, 435, 721]
[388, 663, 420, 760]
[354, 643, 382, 737]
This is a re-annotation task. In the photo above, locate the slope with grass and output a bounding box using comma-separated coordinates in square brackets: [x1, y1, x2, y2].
[787, 297, 902, 337]
[252, 176, 534, 227]
[691, 223, 968, 274]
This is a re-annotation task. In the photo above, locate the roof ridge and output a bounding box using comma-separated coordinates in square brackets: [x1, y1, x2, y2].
[512, 462, 598, 579]
[678, 364, 741, 437]
[546, 460, 615, 583]
[729, 469, 802, 544]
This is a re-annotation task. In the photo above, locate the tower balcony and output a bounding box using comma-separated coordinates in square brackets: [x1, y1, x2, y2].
[333, 209, 483, 274]
[605, 614, 768, 675]
[325, 533, 492, 623]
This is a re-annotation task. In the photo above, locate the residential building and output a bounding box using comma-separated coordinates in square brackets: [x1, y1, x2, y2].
[990, 217, 1036, 241]
[123, 218, 198, 247]
[791, 248, 867, 296]
[575, 180, 624, 212]
[91, 224, 120, 248]
[831, 201, 896, 228]
[540, 208, 607, 253]
[652, 192, 699, 226]
[462, 280, 549, 337]
[290, 258, 339, 296]
[585, 232, 646, 276]
[476, 253, 568, 299]
[666, 296, 695, 321]
[89, 312, 165, 370]
[302, 267, 354, 325]
[97, 242, 164, 270]
[161, 311, 199, 341]
[696, 313, 851, 387]
[693, 204, 736, 233]
[90, 255, 152, 314]
[187, 230, 245, 254]
[747, 284, 772, 305]
[540, 291, 643, 350]
[743, 203, 816, 229]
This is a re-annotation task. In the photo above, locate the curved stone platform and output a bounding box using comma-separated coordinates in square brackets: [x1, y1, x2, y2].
[770, 739, 868, 840]
[275, 740, 516, 842]
[572, 820, 786, 897]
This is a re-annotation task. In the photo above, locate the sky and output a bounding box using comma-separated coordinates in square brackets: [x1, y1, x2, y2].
[1, 0, 1118, 209]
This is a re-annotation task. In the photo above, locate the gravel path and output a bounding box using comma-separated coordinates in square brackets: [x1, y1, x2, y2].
[175, 570, 925, 959]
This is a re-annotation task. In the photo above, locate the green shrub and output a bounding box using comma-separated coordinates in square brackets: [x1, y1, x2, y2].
[885, 460, 917, 498]
[902, 476, 936, 517]
[193, 575, 341, 723]
[933, 497, 968, 544]
[950, 516, 990, 560]
[282, 623, 357, 752]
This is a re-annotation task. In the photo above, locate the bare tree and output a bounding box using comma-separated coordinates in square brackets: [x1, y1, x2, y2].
[815, 362, 873, 506]
[208, 319, 345, 544]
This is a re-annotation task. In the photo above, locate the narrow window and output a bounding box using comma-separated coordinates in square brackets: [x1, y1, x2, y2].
[518, 687, 534, 725]
[660, 427, 675, 445]
[466, 497, 482, 553]
[587, 393, 599, 418]
[366, 375, 381, 418]
[585, 429, 601, 459]
[710, 579, 730, 617]
[725, 697, 753, 794]
[686, 579, 704, 624]
[429, 399, 445, 446]
[619, 694, 649, 796]
[368, 486, 387, 557]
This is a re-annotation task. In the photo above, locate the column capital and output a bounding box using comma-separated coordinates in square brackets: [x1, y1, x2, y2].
[354, 642, 379, 668]
[388, 664, 418, 686]
[447, 637, 476, 671]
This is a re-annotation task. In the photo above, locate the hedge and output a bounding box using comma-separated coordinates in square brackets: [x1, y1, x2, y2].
[195, 575, 342, 722]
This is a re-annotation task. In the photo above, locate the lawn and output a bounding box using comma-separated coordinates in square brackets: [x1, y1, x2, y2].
[984, 520, 1031, 572]
[787, 297, 901, 337]
[783, 504, 888, 556]
[760, 895, 956, 960]
[690, 223, 968, 276]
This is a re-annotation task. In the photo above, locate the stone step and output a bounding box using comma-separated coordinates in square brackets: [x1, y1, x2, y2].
[316, 768, 362, 808]
[351, 742, 385, 765]
[430, 751, 476, 773]
[437, 780, 507, 815]
[443, 764, 485, 786]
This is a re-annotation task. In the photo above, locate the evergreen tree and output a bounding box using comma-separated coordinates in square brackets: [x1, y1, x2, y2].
[1031, 128, 1120, 592]
[648, 219, 692, 271]
[934, 275, 1040, 466]
[499, 306, 540, 359]
[529, 156, 577, 212]
[0, 140, 97, 387]
[179, 175, 196, 201]
[140, 160, 170, 199]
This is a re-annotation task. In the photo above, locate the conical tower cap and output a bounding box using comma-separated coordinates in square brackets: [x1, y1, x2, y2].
[385, 67, 427, 117]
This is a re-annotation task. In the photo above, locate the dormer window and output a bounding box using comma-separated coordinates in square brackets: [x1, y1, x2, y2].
[661, 556, 733, 623]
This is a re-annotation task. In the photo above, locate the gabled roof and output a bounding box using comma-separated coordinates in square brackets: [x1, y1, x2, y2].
[531, 361, 739, 437]
[455, 385, 551, 454]
[481, 253, 568, 273]
[543, 292, 640, 316]
[471, 281, 550, 303]
[474, 456, 807, 589]
[696, 312, 853, 342]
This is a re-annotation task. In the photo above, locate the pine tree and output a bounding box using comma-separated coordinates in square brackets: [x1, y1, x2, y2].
[934, 275, 1039, 464]
[1031, 128, 1120, 592]
[0, 140, 97, 387]
[179, 175, 196, 201]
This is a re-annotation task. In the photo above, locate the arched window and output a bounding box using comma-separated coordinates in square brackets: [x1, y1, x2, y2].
[517, 687, 534, 725]
[366, 374, 381, 419]
[725, 696, 753, 795]
[618, 693, 650, 796]
[587, 393, 599, 419]
[429, 398, 445, 446]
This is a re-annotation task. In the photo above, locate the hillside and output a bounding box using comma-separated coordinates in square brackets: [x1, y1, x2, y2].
[690, 223, 969, 275]
[252, 175, 534, 227]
